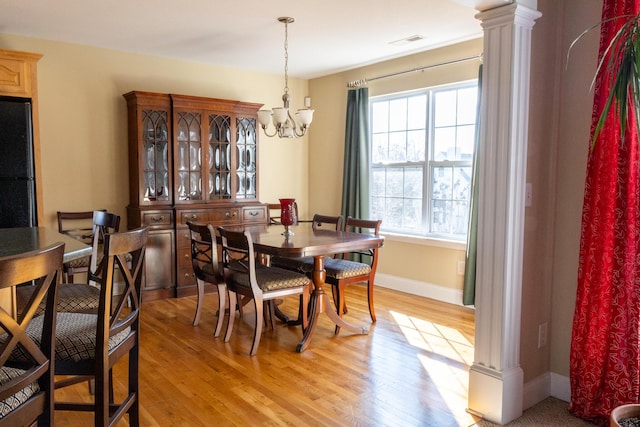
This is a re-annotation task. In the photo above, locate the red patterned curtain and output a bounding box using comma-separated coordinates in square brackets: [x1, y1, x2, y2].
[569, 0, 640, 424]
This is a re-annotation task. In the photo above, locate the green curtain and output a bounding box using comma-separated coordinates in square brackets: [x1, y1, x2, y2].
[463, 64, 483, 306]
[341, 87, 370, 221]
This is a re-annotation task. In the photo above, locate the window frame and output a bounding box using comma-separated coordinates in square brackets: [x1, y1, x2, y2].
[369, 79, 478, 242]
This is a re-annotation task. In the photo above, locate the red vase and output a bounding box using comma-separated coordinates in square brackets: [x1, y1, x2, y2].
[279, 198, 297, 236]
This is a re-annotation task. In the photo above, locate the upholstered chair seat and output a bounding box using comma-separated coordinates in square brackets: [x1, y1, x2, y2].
[16, 283, 100, 317]
[228, 263, 312, 292]
[0, 367, 40, 418]
[6, 313, 130, 364]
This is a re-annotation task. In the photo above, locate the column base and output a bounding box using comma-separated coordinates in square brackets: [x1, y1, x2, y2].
[468, 364, 524, 424]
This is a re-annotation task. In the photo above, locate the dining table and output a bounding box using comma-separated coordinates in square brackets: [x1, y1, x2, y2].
[0, 226, 92, 263]
[0, 226, 93, 316]
[246, 222, 385, 352]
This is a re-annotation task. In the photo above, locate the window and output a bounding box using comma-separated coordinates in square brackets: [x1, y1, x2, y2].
[370, 81, 478, 241]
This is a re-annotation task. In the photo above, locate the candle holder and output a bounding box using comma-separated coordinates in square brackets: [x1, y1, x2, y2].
[279, 198, 297, 237]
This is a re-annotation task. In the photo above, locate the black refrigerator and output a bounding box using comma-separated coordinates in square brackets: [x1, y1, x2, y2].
[0, 96, 37, 228]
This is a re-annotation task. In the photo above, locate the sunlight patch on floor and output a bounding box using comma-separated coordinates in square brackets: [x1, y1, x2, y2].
[390, 310, 477, 426]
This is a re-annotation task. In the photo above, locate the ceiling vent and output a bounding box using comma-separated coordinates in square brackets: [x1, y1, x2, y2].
[389, 35, 424, 46]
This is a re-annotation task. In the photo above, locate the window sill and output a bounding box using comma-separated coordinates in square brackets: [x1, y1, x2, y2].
[381, 232, 466, 250]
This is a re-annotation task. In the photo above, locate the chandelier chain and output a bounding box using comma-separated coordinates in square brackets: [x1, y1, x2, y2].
[283, 19, 289, 95]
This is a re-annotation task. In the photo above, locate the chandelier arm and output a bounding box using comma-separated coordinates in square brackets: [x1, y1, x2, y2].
[260, 124, 278, 138]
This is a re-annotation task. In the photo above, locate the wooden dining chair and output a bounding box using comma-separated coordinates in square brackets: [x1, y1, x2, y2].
[325, 217, 382, 333]
[53, 226, 149, 426]
[187, 221, 227, 336]
[17, 211, 121, 317]
[0, 242, 63, 427]
[57, 210, 106, 283]
[218, 226, 311, 356]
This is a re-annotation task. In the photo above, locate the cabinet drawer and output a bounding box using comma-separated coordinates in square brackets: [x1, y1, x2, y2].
[176, 229, 191, 249]
[208, 208, 241, 222]
[177, 210, 209, 226]
[142, 210, 173, 227]
[177, 266, 196, 287]
[177, 208, 241, 226]
[243, 206, 267, 223]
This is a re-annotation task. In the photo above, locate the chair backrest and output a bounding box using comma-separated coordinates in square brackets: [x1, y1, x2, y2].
[97, 226, 148, 356]
[0, 243, 63, 425]
[268, 203, 281, 225]
[187, 221, 222, 284]
[218, 227, 261, 297]
[343, 217, 382, 266]
[88, 211, 121, 283]
[311, 214, 343, 231]
[57, 210, 105, 244]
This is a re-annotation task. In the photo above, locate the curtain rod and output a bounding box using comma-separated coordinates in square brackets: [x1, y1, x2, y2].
[346, 54, 482, 88]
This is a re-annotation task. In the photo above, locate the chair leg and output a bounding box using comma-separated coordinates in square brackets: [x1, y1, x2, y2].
[250, 297, 264, 356]
[268, 301, 276, 330]
[224, 291, 237, 343]
[301, 285, 310, 332]
[193, 278, 204, 326]
[129, 339, 140, 427]
[367, 281, 376, 323]
[95, 358, 110, 426]
[214, 284, 226, 337]
[334, 284, 346, 335]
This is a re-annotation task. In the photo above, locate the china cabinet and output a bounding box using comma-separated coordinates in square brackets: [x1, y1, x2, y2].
[124, 91, 267, 300]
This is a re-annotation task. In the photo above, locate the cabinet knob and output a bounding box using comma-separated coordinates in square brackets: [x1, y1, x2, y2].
[185, 214, 197, 221]
[151, 215, 164, 222]
[249, 211, 258, 216]
[184, 254, 190, 260]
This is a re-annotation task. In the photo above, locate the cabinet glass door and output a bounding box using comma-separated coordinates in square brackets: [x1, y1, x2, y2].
[208, 114, 232, 200]
[142, 110, 169, 203]
[175, 112, 202, 202]
[235, 117, 257, 200]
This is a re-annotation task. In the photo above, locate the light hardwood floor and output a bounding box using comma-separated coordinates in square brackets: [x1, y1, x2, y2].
[54, 286, 478, 426]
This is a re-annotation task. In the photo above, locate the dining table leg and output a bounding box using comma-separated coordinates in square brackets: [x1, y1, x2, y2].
[296, 255, 368, 352]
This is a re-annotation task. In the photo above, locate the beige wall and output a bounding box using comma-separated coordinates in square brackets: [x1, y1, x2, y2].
[0, 33, 310, 230]
[308, 39, 483, 294]
[547, 0, 600, 377]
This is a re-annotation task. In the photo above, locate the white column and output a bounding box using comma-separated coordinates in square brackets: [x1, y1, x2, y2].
[467, 3, 541, 424]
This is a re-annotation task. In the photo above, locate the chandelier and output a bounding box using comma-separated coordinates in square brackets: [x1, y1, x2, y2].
[257, 17, 314, 139]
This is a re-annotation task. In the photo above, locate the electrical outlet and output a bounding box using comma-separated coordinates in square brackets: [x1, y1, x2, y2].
[538, 322, 548, 349]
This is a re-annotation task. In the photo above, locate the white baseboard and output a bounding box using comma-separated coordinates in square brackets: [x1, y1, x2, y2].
[520, 371, 571, 410]
[550, 372, 571, 402]
[375, 273, 467, 307]
[523, 372, 551, 409]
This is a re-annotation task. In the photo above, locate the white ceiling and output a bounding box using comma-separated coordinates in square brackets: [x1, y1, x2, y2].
[0, 0, 510, 79]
